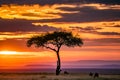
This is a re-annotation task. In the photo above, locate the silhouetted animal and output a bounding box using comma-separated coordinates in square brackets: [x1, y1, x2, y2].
[94, 73, 99, 78]
[64, 71, 69, 75]
[89, 72, 93, 76]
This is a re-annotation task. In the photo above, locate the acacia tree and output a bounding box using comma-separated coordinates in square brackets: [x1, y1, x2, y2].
[27, 31, 83, 75]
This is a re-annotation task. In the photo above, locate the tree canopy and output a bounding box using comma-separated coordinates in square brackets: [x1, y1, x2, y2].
[27, 31, 83, 52]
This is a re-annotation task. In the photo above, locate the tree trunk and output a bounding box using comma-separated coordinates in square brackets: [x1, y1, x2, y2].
[56, 51, 61, 75]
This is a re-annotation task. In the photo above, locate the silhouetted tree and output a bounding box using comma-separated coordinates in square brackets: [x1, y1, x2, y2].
[27, 31, 83, 75]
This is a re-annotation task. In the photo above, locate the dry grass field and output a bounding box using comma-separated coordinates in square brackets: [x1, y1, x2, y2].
[0, 73, 120, 80]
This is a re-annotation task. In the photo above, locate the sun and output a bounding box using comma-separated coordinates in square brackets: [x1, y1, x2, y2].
[0, 51, 17, 55]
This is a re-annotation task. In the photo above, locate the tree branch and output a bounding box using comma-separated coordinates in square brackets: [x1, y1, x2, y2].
[43, 45, 56, 52]
[57, 43, 63, 53]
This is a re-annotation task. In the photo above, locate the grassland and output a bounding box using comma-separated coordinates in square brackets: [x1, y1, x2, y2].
[0, 73, 120, 80]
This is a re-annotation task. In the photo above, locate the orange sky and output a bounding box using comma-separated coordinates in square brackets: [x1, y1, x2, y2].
[0, 1, 120, 69]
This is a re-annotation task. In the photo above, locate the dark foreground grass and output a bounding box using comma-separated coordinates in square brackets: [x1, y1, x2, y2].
[0, 73, 120, 80]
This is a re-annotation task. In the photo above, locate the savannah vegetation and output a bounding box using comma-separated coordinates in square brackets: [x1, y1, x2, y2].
[0, 73, 120, 80]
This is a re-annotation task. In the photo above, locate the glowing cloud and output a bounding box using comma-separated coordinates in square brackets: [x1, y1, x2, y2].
[0, 4, 77, 20]
[0, 51, 17, 55]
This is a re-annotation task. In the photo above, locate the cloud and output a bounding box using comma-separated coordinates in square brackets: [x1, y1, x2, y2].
[84, 38, 120, 47]
[0, 32, 40, 40]
[0, 4, 62, 20]
[38, 5, 120, 23]
[0, 0, 81, 5]
[98, 32, 120, 35]
[94, 38, 120, 43]
[85, 0, 120, 5]
[70, 26, 120, 36]
[0, 4, 120, 23]
[70, 26, 102, 32]
[108, 25, 120, 28]
[111, 25, 120, 27]
[0, 19, 61, 32]
[0, 0, 120, 5]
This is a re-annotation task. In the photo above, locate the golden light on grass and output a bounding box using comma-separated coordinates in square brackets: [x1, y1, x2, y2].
[0, 51, 17, 55]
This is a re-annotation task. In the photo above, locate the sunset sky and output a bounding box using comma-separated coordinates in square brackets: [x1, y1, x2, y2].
[0, 0, 120, 69]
